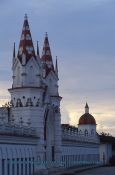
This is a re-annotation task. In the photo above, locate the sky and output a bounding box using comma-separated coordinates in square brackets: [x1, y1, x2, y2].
[0, 0, 115, 135]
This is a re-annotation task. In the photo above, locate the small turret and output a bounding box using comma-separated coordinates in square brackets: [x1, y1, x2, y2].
[12, 42, 16, 65]
[55, 56, 58, 77]
[37, 41, 40, 57]
[13, 42, 16, 58]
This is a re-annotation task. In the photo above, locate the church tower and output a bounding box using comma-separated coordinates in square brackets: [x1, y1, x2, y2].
[8, 15, 62, 166]
[41, 33, 62, 164]
[9, 15, 44, 129]
[8, 15, 46, 166]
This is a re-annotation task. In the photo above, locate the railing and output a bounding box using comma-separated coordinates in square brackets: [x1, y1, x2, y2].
[62, 130, 100, 143]
[61, 154, 101, 168]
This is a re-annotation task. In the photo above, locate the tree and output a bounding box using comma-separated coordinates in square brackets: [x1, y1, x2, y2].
[100, 132, 112, 136]
[2, 101, 12, 123]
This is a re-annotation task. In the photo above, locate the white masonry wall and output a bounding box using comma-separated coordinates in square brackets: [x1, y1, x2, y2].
[100, 143, 112, 164]
[62, 141, 100, 167]
[0, 135, 38, 175]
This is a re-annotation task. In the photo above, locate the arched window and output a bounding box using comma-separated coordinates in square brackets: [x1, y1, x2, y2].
[91, 129, 94, 135]
[16, 98, 23, 107]
[84, 129, 88, 136]
[79, 130, 82, 135]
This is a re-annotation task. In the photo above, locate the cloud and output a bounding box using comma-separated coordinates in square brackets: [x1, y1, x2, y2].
[0, 81, 10, 106]
[61, 105, 71, 124]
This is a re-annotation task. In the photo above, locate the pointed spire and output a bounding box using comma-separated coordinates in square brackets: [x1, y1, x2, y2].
[85, 102, 89, 114]
[85, 102, 89, 108]
[13, 42, 16, 58]
[41, 33, 53, 64]
[37, 41, 40, 56]
[17, 14, 35, 64]
[55, 56, 58, 76]
[41, 33, 54, 76]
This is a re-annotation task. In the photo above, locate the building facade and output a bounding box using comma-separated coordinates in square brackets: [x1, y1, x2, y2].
[0, 15, 105, 175]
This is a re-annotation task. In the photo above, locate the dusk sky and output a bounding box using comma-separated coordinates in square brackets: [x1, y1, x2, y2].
[0, 0, 115, 135]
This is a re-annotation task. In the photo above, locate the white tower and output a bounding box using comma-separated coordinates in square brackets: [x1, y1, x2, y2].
[8, 15, 62, 167]
[41, 33, 62, 164]
[8, 15, 45, 165]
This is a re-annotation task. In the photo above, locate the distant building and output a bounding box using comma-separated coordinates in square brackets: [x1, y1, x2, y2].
[100, 134, 115, 164]
[0, 15, 113, 175]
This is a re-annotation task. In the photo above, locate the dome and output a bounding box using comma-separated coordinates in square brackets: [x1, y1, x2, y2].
[78, 103, 96, 125]
[79, 113, 96, 125]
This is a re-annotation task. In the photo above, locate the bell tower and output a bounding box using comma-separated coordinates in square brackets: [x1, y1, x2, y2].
[12, 14, 41, 88]
[8, 15, 62, 168]
[41, 34, 62, 164]
[8, 16, 46, 166]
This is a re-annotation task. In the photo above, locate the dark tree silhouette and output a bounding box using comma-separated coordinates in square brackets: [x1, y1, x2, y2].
[2, 101, 12, 123]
